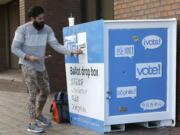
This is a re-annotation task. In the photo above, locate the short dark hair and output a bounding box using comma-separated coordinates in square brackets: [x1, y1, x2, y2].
[28, 6, 44, 18]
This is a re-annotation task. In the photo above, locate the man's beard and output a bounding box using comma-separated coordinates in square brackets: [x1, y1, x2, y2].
[33, 21, 45, 31]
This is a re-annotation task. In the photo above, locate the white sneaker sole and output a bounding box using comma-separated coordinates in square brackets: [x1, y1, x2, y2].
[36, 120, 51, 127]
[27, 128, 45, 133]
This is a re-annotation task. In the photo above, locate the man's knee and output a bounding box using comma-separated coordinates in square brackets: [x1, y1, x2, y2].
[43, 88, 50, 96]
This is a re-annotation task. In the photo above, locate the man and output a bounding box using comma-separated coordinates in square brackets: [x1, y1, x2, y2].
[11, 6, 82, 133]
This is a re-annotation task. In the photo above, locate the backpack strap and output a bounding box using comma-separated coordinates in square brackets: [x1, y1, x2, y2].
[50, 104, 53, 113]
[52, 100, 60, 123]
[56, 92, 62, 101]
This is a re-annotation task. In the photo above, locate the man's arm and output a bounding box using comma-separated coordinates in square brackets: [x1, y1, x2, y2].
[47, 27, 71, 55]
[47, 27, 82, 56]
[11, 26, 27, 59]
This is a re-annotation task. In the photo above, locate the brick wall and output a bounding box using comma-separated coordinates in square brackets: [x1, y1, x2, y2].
[114, 0, 180, 123]
[19, 0, 25, 25]
[19, 0, 82, 91]
[114, 0, 180, 20]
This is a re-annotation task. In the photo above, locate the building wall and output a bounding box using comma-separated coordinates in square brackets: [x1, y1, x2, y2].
[114, 0, 180, 123]
[0, 5, 7, 71]
[19, 0, 82, 91]
[101, 0, 114, 20]
[114, 0, 180, 20]
[9, 0, 19, 69]
[0, 0, 20, 70]
[81, 0, 114, 22]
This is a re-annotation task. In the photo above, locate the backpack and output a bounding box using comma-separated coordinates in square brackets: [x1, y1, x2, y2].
[50, 91, 70, 123]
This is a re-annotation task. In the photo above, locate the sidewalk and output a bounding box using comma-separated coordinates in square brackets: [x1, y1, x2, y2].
[0, 90, 180, 135]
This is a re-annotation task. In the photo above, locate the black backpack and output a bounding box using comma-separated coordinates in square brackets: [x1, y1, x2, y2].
[50, 91, 70, 123]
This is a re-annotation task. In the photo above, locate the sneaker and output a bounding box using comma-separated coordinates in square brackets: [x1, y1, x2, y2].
[27, 122, 45, 133]
[36, 115, 51, 127]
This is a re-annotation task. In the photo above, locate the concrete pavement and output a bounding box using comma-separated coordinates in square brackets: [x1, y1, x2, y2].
[0, 90, 180, 135]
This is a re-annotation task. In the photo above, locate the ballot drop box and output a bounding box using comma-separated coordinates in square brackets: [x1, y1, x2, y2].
[63, 19, 177, 133]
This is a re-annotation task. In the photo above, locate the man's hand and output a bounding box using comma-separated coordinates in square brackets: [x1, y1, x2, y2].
[71, 49, 83, 56]
[25, 55, 39, 63]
